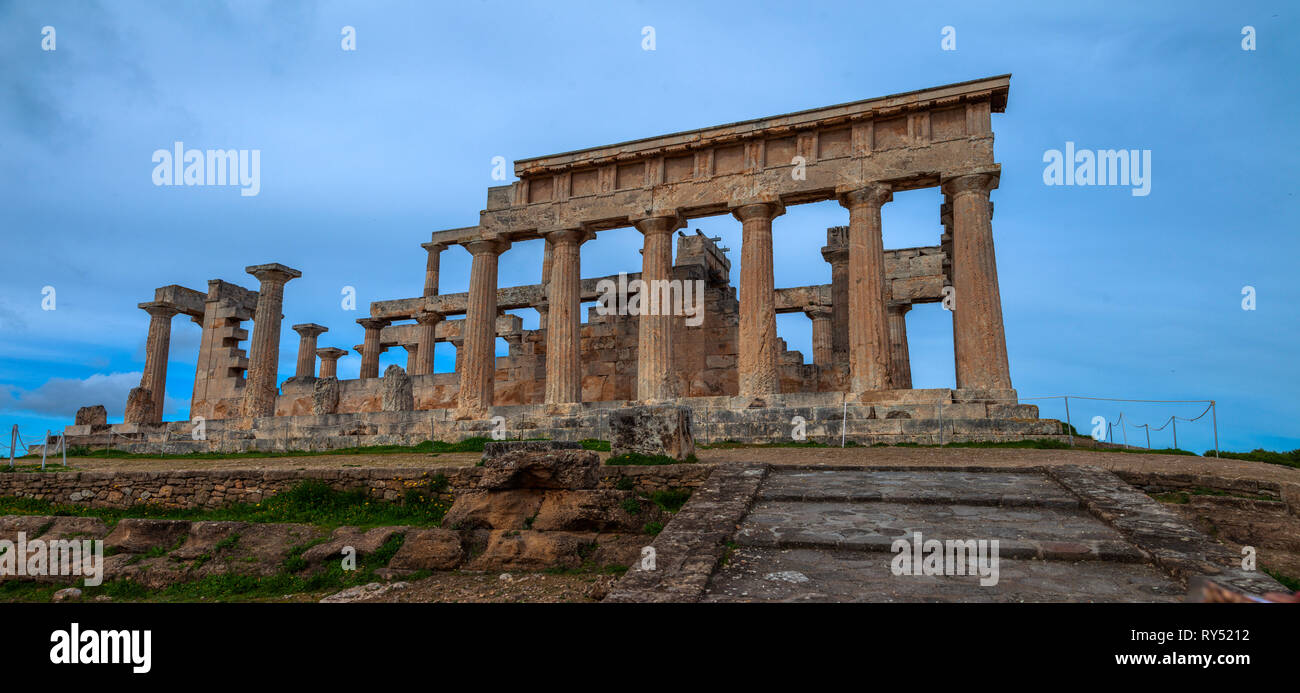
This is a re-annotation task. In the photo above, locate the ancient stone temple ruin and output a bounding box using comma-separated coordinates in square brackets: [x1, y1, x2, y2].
[66, 75, 1066, 452]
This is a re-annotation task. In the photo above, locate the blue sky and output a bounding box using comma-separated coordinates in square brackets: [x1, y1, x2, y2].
[1, 1, 1296, 454]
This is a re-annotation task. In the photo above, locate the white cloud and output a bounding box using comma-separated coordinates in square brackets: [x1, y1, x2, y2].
[0, 372, 141, 417]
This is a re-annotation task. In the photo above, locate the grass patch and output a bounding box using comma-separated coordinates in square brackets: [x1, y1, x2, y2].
[605, 452, 696, 466]
[647, 488, 691, 513]
[1210, 448, 1300, 470]
[643, 521, 664, 536]
[580, 439, 611, 452]
[0, 477, 452, 530]
[1264, 567, 1300, 592]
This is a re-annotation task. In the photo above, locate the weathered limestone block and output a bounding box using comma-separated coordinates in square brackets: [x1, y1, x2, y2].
[609, 405, 695, 460]
[312, 377, 339, 415]
[381, 365, 414, 412]
[481, 440, 582, 462]
[478, 449, 601, 491]
[532, 490, 662, 532]
[36, 516, 110, 541]
[123, 387, 154, 425]
[465, 529, 601, 571]
[104, 518, 191, 554]
[388, 528, 463, 571]
[75, 405, 107, 427]
[300, 526, 408, 565]
[442, 489, 546, 529]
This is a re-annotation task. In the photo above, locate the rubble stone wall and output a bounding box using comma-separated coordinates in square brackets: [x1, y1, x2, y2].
[0, 464, 710, 511]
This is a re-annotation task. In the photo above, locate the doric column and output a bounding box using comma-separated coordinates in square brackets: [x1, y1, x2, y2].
[413, 309, 443, 375]
[138, 301, 180, 423]
[633, 214, 684, 402]
[887, 302, 913, 389]
[242, 263, 302, 418]
[537, 235, 554, 327]
[820, 226, 849, 363]
[732, 202, 784, 397]
[357, 318, 390, 379]
[543, 228, 590, 404]
[291, 323, 327, 379]
[457, 237, 510, 418]
[838, 185, 893, 393]
[805, 306, 834, 367]
[421, 242, 446, 298]
[402, 343, 419, 374]
[942, 172, 1011, 390]
[316, 347, 347, 378]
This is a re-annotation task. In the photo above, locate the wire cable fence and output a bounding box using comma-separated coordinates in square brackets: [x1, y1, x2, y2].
[5, 424, 70, 469]
[681, 394, 1219, 456]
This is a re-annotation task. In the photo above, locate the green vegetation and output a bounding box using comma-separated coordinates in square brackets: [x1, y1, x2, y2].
[0, 529, 428, 603]
[1264, 568, 1300, 592]
[643, 521, 664, 536]
[0, 477, 452, 530]
[605, 452, 697, 465]
[1210, 448, 1300, 470]
[647, 488, 691, 513]
[580, 439, 611, 452]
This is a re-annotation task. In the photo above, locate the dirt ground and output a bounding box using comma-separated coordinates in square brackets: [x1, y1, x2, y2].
[339, 571, 615, 603]
[39, 446, 1300, 490]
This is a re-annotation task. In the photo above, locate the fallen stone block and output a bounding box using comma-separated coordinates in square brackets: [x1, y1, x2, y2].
[609, 405, 695, 461]
[387, 528, 463, 571]
[442, 489, 545, 530]
[478, 449, 601, 491]
[481, 440, 582, 462]
[104, 519, 191, 554]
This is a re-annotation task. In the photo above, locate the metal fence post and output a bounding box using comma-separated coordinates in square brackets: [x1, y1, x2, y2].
[938, 401, 944, 446]
[1171, 418, 1178, 451]
[41, 429, 49, 470]
[1063, 396, 1073, 447]
[1211, 400, 1219, 458]
[840, 401, 847, 448]
[8, 424, 15, 468]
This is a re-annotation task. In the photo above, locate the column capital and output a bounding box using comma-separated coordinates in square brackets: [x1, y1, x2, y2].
[941, 171, 1000, 198]
[803, 305, 834, 320]
[292, 323, 328, 338]
[316, 347, 347, 359]
[820, 245, 848, 264]
[420, 241, 449, 253]
[245, 263, 302, 284]
[887, 301, 913, 315]
[356, 317, 390, 330]
[138, 301, 180, 319]
[730, 200, 785, 222]
[837, 183, 893, 209]
[413, 309, 445, 325]
[462, 237, 511, 256]
[632, 213, 685, 236]
[540, 227, 595, 245]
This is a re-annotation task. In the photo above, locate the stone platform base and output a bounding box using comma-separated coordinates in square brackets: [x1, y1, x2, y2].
[54, 390, 1066, 456]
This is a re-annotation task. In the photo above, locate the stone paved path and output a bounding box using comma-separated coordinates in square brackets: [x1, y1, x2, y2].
[693, 467, 1239, 603]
